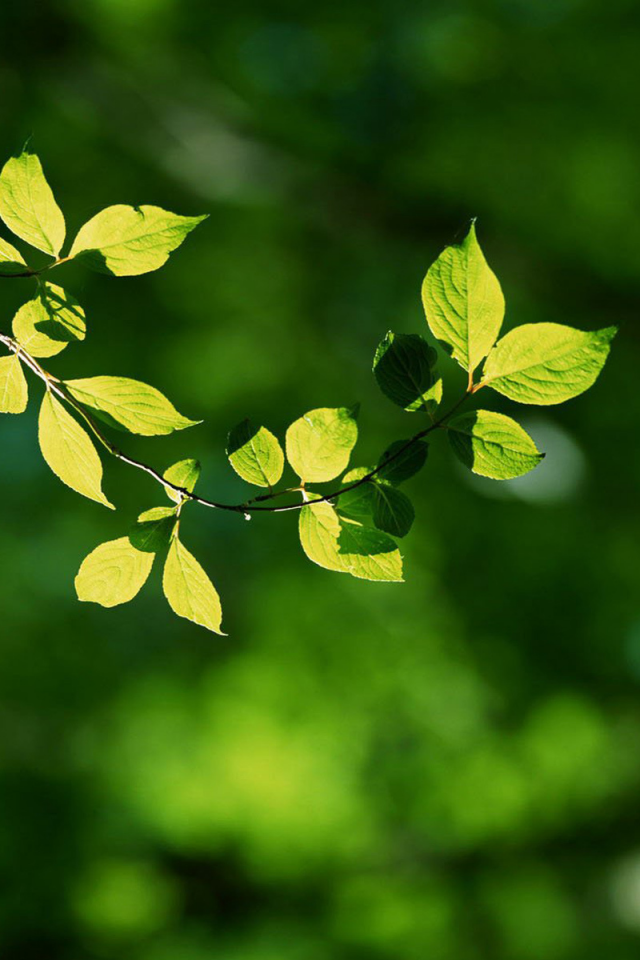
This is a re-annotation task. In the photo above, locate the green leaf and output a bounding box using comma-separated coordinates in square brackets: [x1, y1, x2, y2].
[448, 410, 544, 480]
[69, 205, 206, 276]
[299, 498, 403, 581]
[376, 439, 429, 485]
[337, 467, 376, 522]
[0, 236, 27, 275]
[163, 459, 201, 503]
[38, 391, 113, 508]
[0, 354, 28, 414]
[75, 538, 155, 607]
[227, 419, 284, 487]
[0, 151, 65, 256]
[422, 223, 504, 374]
[370, 483, 415, 538]
[373, 332, 439, 412]
[163, 537, 224, 634]
[130, 506, 177, 551]
[482, 323, 616, 405]
[338, 471, 415, 538]
[13, 283, 86, 358]
[64, 376, 200, 436]
[286, 406, 358, 483]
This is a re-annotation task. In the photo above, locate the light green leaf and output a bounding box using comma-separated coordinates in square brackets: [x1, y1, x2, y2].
[13, 283, 86, 358]
[338, 519, 404, 581]
[299, 499, 347, 573]
[0, 151, 65, 256]
[75, 537, 154, 607]
[64, 376, 200, 436]
[286, 406, 358, 483]
[0, 354, 28, 414]
[69, 205, 206, 276]
[448, 410, 544, 480]
[227, 418, 284, 487]
[376, 439, 429, 485]
[163, 537, 224, 634]
[163, 459, 201, 503]
[482, 323, 616, 405]
[373, 332, 439, 412]
[422, 223, 504, 374]
[130, 505, 177, 551]
[0, 236, 27, 275]
[299, 498, 403, 582]
[38, 391, 113, 508]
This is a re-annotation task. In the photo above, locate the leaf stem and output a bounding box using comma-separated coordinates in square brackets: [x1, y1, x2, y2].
[0, 256, 71, 280]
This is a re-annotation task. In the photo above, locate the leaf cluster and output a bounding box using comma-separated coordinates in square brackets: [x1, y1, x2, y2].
[0, 152, 616, 633]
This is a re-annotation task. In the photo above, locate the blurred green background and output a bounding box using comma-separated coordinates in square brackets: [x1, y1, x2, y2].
[0, 0, 639, 957]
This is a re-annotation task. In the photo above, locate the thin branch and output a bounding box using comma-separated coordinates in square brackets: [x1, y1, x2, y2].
[0, 331, 473, 516]
[0, 256, 70, 280]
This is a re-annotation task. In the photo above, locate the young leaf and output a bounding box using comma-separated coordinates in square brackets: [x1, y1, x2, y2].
[0, 354, 28, 414]
[373, 332, 439, 412]
[448, 410, 544, 480]
[227, 419, 284, 487]
[38, 391, 114, 508]
[69, 205, 207, 276]
[0, 151, 65, 256]
[376, 439, 429, 485]
[64, 376, 200, 436]
[163, 459, 201, 503]
[0, 236, 27, 275]
[75, 537, 154, 607]
[422, 223, 504, 374]
[130, 506, 177, 551]
[286, 406, 358, 483]
[299, 498, 403, 581]
[13, 283, 86, 358]
[482, 323, 616, 405]
[163, 537, 224, 634]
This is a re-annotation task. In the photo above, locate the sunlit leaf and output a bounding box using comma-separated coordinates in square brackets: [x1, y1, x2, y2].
[163, 537, 224, 634]
[299, 498, 403, 581]
[0, 354, 28, 414]
[0, 236, 27, 275]
[64, 376, 200, 436]
[286, 406, 358, 483]
[163, 459, 201, 503]
[75, 538, 154, 607]
[482, 323, 616, 405]
[448, 410, 544, 479]
[130, 506, 177, 552]
[69, 205, 206, 276]
[38, 391, 113, 508]
[0, 151, 65, 256]
[338, 518, 404, 581]
[422, 223, 504, 374]
[227, 418, 284, 487]
[13, 282, 86, 358]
